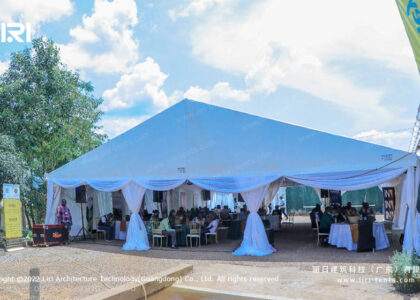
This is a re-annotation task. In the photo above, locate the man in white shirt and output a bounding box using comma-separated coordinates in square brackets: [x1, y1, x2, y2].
[279, 196, 288, 220]
[208, 217, 218, 233]
[201, 214, 219, 243]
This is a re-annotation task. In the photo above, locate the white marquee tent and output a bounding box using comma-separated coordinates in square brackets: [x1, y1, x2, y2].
[45, 99, 420, 256]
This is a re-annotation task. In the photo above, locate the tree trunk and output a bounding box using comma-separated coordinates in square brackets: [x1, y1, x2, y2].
[22, 202, 33, 229]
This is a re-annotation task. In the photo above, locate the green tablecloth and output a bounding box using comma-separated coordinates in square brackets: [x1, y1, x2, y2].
[228, 220, 242, 240]
[175, 225, 189, 247]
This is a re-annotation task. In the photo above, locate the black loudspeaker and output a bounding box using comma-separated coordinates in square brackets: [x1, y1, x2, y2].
[320, 189, 329, 198]
[201, 190, 211, 201]
[153, 191, 164, 203]
[329, 190, 342, 205]
[238, 193, 245, 202]
[75, 185, 87, 203]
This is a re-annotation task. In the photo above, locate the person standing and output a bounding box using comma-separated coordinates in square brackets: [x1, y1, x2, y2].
[279, 196, 288, 220]
[57, 199, 72, 242]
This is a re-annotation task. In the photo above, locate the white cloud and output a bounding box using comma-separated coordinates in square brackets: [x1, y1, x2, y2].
[0, 0, 74, 29]
[0, 60, 9, 75]
[184, 82, 250, 103]
[60, 0, 139, 74]
[102, 57, 180, 111]
[353, 130, 412, 151]
[169, 0, 234, 20]
[188, 0, 418, 130]
[98, 115, 150, 139]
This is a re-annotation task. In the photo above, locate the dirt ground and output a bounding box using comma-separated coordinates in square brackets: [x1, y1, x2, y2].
[0, 217, 418, 299]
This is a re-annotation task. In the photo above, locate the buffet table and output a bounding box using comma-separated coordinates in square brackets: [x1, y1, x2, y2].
[328, 222, 389, 251]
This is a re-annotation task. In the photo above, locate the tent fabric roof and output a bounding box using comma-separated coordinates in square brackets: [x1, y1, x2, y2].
[47, 99, 417, 181]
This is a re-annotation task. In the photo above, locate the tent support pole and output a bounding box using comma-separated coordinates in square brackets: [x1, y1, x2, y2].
[412, 166, 416, 254]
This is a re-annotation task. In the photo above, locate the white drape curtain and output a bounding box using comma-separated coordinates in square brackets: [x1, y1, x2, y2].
[45, 182, 61, 224]
[286, 167, 407, 191]
[210, 192, 234, 211]
[95, 191, 113, 217]
[121, 182, 150, 251]
[233, 184, 276, 256]
[264, 178, 282, 208]
[403, 163, 420, 255]
[144, 190, 158, 214]
[392, 173, 410, 230]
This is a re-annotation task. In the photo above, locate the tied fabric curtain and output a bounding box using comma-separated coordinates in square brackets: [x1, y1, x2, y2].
[233, 184, 276, 256]
[121, 182, 150, 251]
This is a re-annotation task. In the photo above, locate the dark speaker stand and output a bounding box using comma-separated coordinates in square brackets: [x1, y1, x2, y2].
[72, 202, 88, 241]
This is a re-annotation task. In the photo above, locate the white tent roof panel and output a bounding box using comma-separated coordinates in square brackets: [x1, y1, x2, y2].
[47, 99, 416, 180]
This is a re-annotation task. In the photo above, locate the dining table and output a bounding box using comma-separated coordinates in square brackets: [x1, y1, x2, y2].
[174, 224, 191, 247]
[328, 222, 389, 251]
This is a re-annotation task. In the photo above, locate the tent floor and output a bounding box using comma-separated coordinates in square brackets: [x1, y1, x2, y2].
[71, 216, 398, 263]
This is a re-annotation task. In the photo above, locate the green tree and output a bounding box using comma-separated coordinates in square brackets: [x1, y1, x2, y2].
[0, 135, 29, 226]
[0, 135, 27, 191]
[0, 38, 106, 226]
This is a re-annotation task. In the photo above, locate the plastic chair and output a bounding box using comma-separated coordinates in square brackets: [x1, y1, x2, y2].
[186, 223, 201, 247]
[96, 230, 106, 240]
[315, 220, 329, 246]
[151, 221, 168, 247]
[205, 220, 219, 244]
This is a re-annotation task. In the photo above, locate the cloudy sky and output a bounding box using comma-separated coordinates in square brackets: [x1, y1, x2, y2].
[0, 0, 419, 151]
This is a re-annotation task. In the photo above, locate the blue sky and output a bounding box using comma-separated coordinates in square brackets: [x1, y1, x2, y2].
[0, 0, 419, 151]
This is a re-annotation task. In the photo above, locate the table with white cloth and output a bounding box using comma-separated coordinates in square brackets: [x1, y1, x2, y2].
[262, 215, 280, 231]
[114, 220, 129, 240]
[328, 222, 389, 251]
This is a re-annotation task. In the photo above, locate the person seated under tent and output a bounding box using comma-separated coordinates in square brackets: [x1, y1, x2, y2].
[97, 213, 115, 241]
[359, 202, 375, 221]
[158, 214, 178, 249]
[201, 213, 219, 244]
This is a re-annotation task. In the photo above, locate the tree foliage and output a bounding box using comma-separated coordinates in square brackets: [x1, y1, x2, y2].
[0, 135, 28, 197]
[0, 38, 106, 225]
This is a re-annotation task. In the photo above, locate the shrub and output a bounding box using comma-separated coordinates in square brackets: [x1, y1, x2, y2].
[390, 251, 420, 294]
[22, 228, 32, 241]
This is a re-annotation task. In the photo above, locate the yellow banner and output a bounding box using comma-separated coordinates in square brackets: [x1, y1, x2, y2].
[4, 199, 22, 239]
[396, 0, 420, 74]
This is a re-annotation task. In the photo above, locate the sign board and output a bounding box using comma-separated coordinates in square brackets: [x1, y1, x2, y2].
[382, 187, 395, 221]
[4, 199, 22, 239]
[3, 184, 20, 199]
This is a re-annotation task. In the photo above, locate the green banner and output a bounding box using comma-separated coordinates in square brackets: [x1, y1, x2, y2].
[396, 0, 420, 74]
